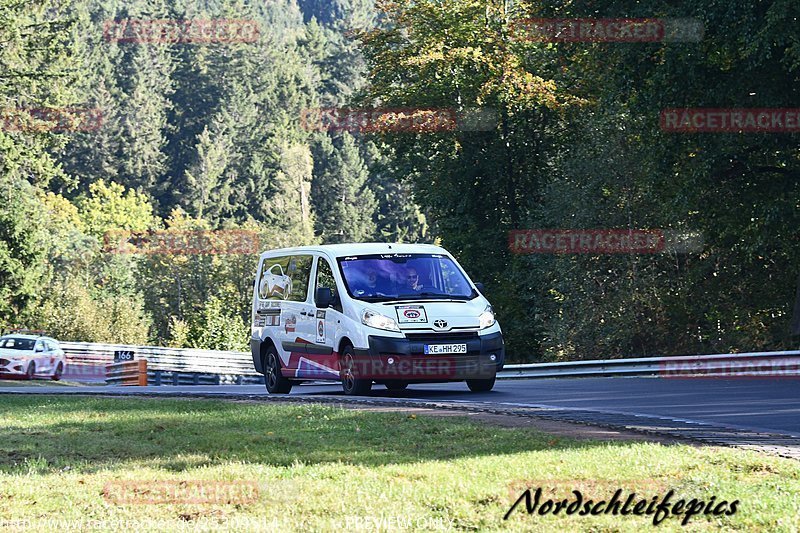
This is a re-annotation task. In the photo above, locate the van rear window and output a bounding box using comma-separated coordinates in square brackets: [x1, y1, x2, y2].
[258, 255, 313, 302]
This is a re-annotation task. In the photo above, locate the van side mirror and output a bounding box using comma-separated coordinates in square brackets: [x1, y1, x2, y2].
[474, 282, 485, 294]
[316, 287, 334, 308]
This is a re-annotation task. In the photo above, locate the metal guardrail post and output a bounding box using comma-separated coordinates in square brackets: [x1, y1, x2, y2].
[136, 360, 147, 386]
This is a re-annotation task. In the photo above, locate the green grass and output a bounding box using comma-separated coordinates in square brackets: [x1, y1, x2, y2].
[0, 395, 798, 532]
[0, 378, 82, 387]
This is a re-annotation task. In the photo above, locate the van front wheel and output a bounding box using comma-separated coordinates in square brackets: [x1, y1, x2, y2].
[466, 376, 495, 392]
[265, 348, 292, 394]
[341, 346, 372, 396]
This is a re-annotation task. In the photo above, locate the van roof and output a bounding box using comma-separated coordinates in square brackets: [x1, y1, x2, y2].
[259, 242, 448, 258]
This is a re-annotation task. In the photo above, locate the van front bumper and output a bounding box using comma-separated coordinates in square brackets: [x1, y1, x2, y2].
[352, 331, 504, 381]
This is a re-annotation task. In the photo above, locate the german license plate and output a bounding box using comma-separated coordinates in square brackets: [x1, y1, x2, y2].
[424, 343, 467, 355]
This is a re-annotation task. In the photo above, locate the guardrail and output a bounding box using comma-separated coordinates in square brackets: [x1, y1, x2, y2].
[501, 350, 800, 379]
[61, 341, 258, 376]
[106, 360, 148, 386]
[147, 370, 265, 386]
[60, 341, 800, 386]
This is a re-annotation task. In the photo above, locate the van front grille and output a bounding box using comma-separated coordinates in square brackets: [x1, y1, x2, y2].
[404, 332, 479, 343]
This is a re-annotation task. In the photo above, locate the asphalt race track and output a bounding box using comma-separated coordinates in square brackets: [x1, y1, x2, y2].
[3, 376, 799, 439]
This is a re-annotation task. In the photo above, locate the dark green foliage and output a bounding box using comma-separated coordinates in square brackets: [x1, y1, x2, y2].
[359, 0, 800, 359]
[0, 0, 419, 346]
[311, 132, 377, 243]
[3, 0, 797, 359]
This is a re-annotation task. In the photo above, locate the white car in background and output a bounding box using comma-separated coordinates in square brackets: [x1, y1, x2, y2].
[0, 334, 65, 380]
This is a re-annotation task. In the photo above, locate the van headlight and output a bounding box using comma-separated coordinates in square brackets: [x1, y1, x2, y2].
[479, 305, 496, 329]
[361, 309, 401, 332]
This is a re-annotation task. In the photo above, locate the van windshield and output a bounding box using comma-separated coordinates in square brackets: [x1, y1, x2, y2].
[337, 253, 477, 302]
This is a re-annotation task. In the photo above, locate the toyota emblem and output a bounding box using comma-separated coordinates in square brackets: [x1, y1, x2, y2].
[433, 319, 448, 329]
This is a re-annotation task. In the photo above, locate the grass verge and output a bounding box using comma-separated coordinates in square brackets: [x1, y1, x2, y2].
[0, 395, 798, 531]
[0, 379, 82, 387]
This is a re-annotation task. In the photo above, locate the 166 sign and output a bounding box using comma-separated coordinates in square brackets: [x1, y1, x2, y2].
[114, 350, 135, 362]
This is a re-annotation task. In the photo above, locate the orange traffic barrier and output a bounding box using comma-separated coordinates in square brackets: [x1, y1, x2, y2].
[106, 359, 147, 386]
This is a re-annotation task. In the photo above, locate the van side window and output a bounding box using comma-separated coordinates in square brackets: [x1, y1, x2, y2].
[258, 256, 292, 300]
[287, 255, 313, 302]
[258, 255, 313, 302]
[315, 258, 338, 304]
[439, 259, 466, 294]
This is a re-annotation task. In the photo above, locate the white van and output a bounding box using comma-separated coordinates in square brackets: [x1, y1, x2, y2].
[250, 243, 505, 395]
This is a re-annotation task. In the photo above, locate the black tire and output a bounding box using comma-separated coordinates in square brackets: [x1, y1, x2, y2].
[385, 381, 408, 391]
[264, 347, 292, 394]
[466, 375, 496, 392]
[52, 362, 63, 381]
[25, 362, 35, 380]
[340, 345, 372, 396]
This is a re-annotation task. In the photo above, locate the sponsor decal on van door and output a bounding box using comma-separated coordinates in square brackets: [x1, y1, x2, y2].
[284, 314, 297, 333]
[255, 302, 281, 327]
[316, 310, 326, 343]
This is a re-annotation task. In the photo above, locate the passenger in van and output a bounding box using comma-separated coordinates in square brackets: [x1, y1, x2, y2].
[353, 267, 391, 295]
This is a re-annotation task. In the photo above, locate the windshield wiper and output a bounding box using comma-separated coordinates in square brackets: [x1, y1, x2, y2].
[356, 292, 473, 303]
[392, 292, 471, 301]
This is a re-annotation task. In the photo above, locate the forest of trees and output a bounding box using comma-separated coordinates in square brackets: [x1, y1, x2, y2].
[1, 0, 798, 360]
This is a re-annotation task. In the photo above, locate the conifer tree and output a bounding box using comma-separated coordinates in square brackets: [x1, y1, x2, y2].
[311, 132, 376, 243]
